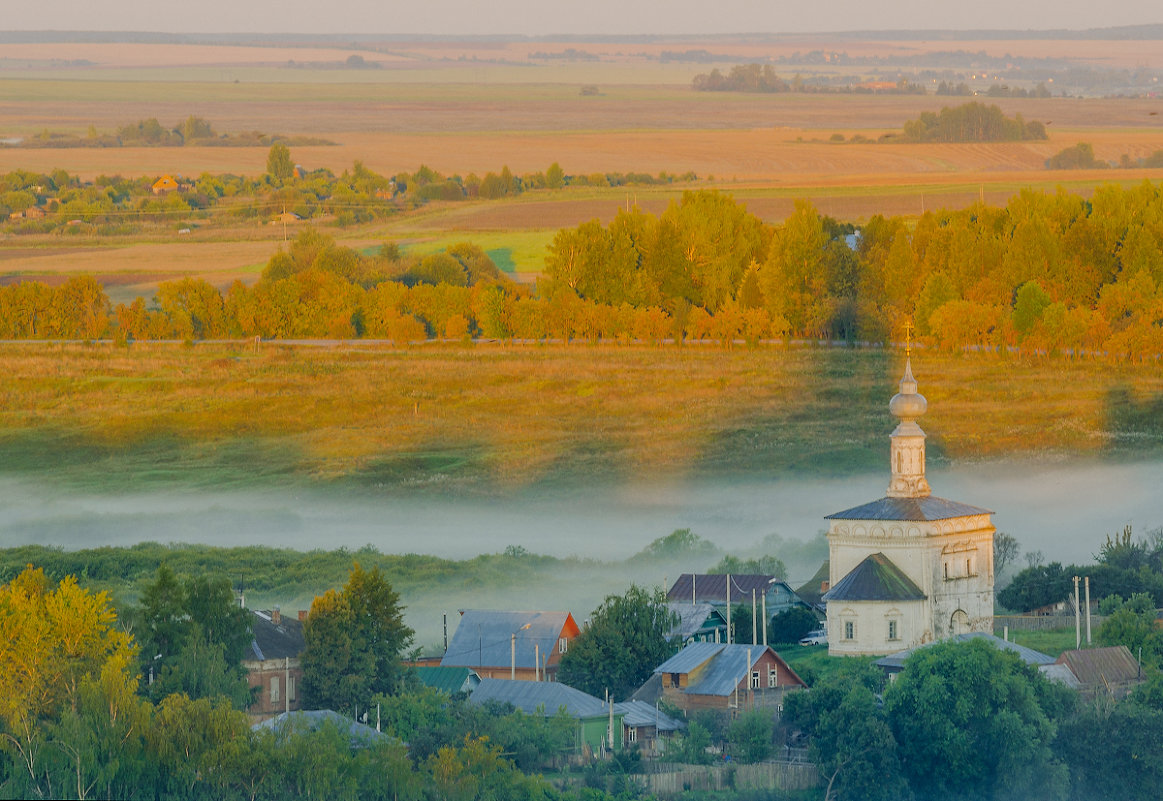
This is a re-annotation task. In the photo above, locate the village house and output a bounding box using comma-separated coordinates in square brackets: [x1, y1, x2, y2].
[874, 632, 1055, 680]
[666, 601, 730, 646]
[243, 608, 306, 723]
[440, 610, 581, 681]
[413, 665, 481, 696]
[469, 678, 683, 758]
[667, 574, 811, 644]
[151, 175, 181, 195]
[653, 641, 806, 714]
[1053, 645, 1145, 700]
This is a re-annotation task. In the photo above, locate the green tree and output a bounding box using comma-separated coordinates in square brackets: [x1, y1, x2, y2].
[768, 606, 820, 645]
[886, 638, 1068, 801]
[727, 709, 773, 763]
[266, 142, 294, 183]
[785, 662, 910, 801]
[557, 584, 677, 699]
[301, 563, 414, 711]
[1096, 593, 1163, 669]
[545, 162, 565, 190]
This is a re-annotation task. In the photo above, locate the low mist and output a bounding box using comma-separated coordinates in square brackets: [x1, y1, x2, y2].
[2, 458, 1160, 646]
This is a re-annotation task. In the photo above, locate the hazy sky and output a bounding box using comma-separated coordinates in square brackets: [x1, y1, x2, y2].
[7, 1, 1161, 37]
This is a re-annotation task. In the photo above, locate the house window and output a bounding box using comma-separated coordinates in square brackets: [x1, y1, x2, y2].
[888, 620, 899, 641]
[750, 670, 761, 689]
[768, 669, 778, 688]
[844, 621, 855, 640]
[559, 637, 568, 654]
[626, 726, 637, 743]
[270, 676, 280, 704]
[287, 676, 295, 703]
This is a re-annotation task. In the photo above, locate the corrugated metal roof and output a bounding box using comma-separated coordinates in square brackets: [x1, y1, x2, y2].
[825, 495, 992, 521]
[1057, 646, 1141, 687]
[685, 644, 767, 697]
[875, 633, 1055, 671]
[441, 610, 575, 670]
[654, 642, 771, 697]
[252, 710, 388, 746]
[616, 700, 684, 731]
[824, 553, 926, 602]
[666, 602, 724, 640]
[469, 678, 610, 718]
[1039, 663, 1082, 689]
[414, 666, 479, 695]
[248, 610, 304, 661]
[654, 641, 725, 675]
[666, 574, 793, 604]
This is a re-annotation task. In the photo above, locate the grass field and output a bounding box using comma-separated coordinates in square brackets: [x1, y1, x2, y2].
[2, 343, 1162, 494]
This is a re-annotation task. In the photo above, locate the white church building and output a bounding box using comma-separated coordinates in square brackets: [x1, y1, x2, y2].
[823, 358, 995, 656]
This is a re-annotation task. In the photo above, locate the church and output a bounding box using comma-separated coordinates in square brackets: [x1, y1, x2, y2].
[822, 358, 995, 656]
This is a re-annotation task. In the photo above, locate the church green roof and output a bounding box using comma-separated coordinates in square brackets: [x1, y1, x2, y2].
[823, 553, 926, 603]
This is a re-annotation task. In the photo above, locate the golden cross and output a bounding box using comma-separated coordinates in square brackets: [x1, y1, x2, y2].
[904, 319, 913, 359]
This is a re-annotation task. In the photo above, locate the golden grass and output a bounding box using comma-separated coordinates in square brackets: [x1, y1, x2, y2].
[2, 343, 1162, 493]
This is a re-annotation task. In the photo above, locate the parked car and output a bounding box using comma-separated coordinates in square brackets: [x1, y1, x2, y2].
[799, 629, 827, 646]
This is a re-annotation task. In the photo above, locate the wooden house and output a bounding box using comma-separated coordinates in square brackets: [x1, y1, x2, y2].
[440, 610, 581, 681]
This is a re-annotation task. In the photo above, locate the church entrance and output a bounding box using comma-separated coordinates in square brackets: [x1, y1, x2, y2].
[950, 609, 969, 634]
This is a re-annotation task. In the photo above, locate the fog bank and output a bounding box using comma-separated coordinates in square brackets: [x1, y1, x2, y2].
[2, 458, 1160, 584]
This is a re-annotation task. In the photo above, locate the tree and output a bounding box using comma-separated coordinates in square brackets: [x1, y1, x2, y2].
[557, 585, 677, 699]
[301, 563, 413, 711]
[266, 142, 294, 183]
[785, 663, 910, 801]
[1097, 593, 1163, 669]
[885, 638, 1068, 801]
[727, 709, 774, 763]
[768, 607, 820, 645]
[0, 567, 136, 798]
[994, 532, 1020, 577]
[135, 567, 252, 706]
[545, 162, 565, 190]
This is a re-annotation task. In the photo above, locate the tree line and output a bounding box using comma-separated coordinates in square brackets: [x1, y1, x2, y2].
[4, 182, 1163, 359]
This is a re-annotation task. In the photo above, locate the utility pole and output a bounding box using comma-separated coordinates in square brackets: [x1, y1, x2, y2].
[1084, 576, 1092, 645]
[726, 574, 731, 645]
[762, 593, 768, 647]
[752, 589, 757, 646]
[1073, 575, 1082, 649]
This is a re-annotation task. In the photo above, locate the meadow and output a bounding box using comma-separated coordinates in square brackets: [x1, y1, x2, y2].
[2, 343, 1162, 495]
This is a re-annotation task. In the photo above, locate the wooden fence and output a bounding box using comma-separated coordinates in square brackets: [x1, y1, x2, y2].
[995, 615, 1106, 633]
[639, 761, 820, 797]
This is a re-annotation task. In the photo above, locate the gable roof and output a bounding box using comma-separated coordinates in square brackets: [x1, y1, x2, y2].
[654, 642, 804, 697]
[413, 666, 480, 695]
[795, 561, 831, 607]
[1056, 646, 1142, 688]
[826, 495, 991, 522]
[666, 602, 726, 641]
[875, 633, 1054, 672]
[823, 553, 926, 603]
[248, 609, 304, 661]
[667, 574, 791, 604]
[470, 678, 610, 718]
[441, 610, 577, 670]
[252, 710, 388, 746]
[617, 700, 684, 732]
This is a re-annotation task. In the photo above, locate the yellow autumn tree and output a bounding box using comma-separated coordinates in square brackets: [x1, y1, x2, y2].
[0, 566, 136, 789]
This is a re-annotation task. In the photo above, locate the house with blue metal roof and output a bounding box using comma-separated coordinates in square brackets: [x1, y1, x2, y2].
[653, 642, 806, 713]
[440, 610, 580, 681]
[824, 358, 996, 656]
[469, 678, 685, 757]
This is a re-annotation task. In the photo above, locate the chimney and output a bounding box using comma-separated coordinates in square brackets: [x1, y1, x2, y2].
[820, 581, 830, 593]
[271, 608, 281, 625]
[298, 610, 308, 622]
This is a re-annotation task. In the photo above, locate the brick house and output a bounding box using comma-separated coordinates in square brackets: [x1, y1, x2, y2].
[243, 608, 306, 723]
[653, 642, 806, 713]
